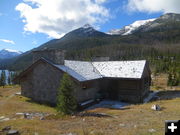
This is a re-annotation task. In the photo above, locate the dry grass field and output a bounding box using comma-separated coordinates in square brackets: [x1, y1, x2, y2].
[0, 79, 180, 135]
[151, 73, 179, 91]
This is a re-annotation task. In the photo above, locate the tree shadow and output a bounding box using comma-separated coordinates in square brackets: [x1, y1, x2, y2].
[108, 106, 131, 110]
[25, 98, 56, 107]
[151, 90, 180, 101]
[76, 112, 113, 118]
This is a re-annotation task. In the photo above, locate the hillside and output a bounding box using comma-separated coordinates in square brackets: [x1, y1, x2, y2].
[36, 24, 109, 50]
[107, 13, 180, 35]
[0, 85, 180, 134]
[135, 13, 180, 33]
[0, 13, 180, 74]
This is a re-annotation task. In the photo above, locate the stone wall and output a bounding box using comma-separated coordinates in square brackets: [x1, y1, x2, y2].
[73, 80, 100, 102]
[20, 61, 100, 105]
[21, 72, 33, 98]
[33, 49, 65, 65]
[32, 62, 63, 104]
[20, 61, 63, 105]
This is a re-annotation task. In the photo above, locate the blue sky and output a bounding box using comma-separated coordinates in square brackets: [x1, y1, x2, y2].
[0, 0, 179, 52]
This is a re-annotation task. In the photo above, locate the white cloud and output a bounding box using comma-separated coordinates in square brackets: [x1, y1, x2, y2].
[15, 0, 110, 39]
[95, 0, 106, 4]
[126, 0, 180, 14]
[0, 39, 15, 44]
[32, 40, 37, 45]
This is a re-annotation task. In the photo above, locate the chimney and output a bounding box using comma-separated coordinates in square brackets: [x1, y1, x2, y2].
[33, 49, 65, 65]
[92, 56, 110, 61]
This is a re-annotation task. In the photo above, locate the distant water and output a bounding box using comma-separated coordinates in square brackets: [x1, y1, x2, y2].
[0, 70, 13, 84]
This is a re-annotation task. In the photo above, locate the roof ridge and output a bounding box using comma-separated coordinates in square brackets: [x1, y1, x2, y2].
[65, 60, 90, 62]
[92, 60, 147, 63]
[65, 60, 147, 63]
[90, 62, 103, 78]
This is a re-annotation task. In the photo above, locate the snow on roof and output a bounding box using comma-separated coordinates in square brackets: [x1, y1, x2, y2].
[54, 60, 102, 81]
[92, 60, 146, 79]
[54, 60, 146, 81]
[54, 65, 87, 81]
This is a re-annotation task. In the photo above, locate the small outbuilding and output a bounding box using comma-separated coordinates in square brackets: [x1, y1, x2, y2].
[15, 49, 151, 105]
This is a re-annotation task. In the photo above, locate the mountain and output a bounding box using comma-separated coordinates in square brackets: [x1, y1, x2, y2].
[0, 49, 22, 59]
[1, 13, 180, 71]
[36, 24, 109, 50]
[0, 24, 110, 70]
[133, 13, 180, 33]
[62, 24, 109, 39]
[108, 13, 180, 35]
[107, 19, 156, 35]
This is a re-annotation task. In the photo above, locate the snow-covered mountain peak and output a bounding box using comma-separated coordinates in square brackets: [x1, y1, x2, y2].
[3, 48, 22, 54]
[123, 18, 156, 35]
[58, 23, 108, 40]
[0, 49, 22, 59]
[82, 24, 93, 29]
[107, 18, 156, 35]
[127, 19, 156, 28]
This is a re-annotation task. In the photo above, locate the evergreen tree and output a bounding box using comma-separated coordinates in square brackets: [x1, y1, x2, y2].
[0, 70, 6, 87]
[168, 71, 180, 86]
[168, 73, 173, 86]
[56, 73, 77, 115]
[6, 71, 18, 85]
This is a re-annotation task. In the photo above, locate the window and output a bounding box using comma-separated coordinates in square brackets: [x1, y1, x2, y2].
[81, 81, 93, 89]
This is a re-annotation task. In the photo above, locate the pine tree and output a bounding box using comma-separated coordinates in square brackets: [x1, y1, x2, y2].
[10, 72, 18, 85]
[0, 70, 6, 87]
[11, 72, 16, 85]
[168, 71, 179, 86]
[56, 73, 77, 115]
[168, 73, 173, 86]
